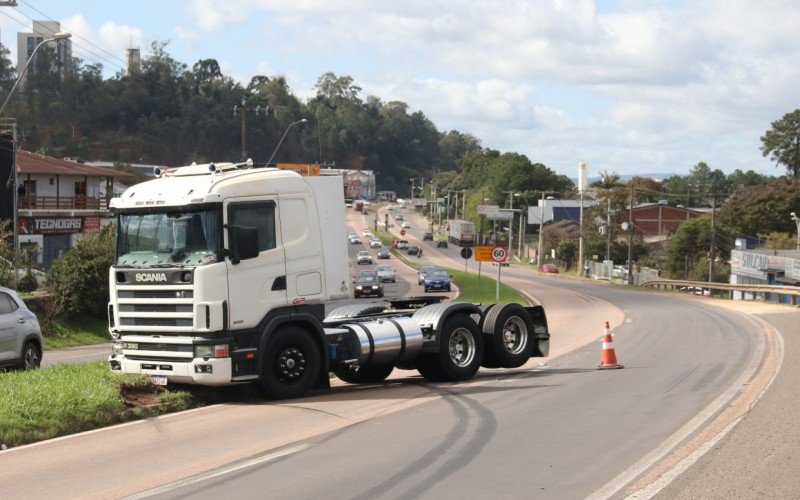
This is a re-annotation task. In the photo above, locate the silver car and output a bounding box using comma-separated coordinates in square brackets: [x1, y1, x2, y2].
[0, 286, 43, 370]
[375, 265, 396, 283]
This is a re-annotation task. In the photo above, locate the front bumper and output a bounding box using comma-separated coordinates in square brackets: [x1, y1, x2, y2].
[109, 354, 234, 386]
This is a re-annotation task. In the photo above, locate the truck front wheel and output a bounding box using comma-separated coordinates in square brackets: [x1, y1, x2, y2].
[259, 327, 321, 399]
[333, 363, 394, 384]
[417, 314, 483, 382]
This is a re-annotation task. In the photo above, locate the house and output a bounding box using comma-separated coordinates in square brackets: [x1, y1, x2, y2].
[15, 151, 133, 268]
[615, 203, 703, 240]
[730, 248, 800, 303]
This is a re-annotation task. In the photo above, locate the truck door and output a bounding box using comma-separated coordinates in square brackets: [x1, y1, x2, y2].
[224, 198, 287, 330]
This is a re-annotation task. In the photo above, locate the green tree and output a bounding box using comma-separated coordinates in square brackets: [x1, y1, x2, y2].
[761, 109, 800, 178]
[45, 225, 116, 319]
[717, 178, 800, 237]
[556, 240, 577, 271]
[664, 217, 731, 281]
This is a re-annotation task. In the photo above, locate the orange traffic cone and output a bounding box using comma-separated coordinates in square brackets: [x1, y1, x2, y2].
[598, 321, 624, 370]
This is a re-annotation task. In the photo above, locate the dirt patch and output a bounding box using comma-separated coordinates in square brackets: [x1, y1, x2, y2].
[120, 383, 164, 408]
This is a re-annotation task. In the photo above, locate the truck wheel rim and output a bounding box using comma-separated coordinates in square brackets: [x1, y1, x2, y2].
[277, 347, 306, 383]
[502, 317, 528, 355]
[448, 328, 476, 367]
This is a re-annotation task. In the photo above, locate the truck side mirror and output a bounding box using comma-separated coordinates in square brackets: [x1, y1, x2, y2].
[226, 225, 259, 264]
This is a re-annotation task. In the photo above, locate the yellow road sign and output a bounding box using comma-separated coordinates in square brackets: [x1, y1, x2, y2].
[474, 245, 494, 262]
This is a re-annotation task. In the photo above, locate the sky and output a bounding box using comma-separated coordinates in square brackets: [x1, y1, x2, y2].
[1, 0, 798, 180]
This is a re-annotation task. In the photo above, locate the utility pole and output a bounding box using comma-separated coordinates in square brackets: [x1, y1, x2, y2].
[627, 183, 634, 285]
[537, 191, 546, 267]
[606, 197, 611, 262]
[233, 100, 267, 160]
[708, 195, 716, 282]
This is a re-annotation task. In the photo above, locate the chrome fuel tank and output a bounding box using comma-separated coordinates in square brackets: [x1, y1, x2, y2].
[339, 316, 423, 366]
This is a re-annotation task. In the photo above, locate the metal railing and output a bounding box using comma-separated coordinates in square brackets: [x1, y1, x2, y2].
[643, 279, 800, 306]
[18, 195, 109, 210]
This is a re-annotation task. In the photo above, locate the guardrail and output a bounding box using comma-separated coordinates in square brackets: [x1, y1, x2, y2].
[643, 279, 800, 306]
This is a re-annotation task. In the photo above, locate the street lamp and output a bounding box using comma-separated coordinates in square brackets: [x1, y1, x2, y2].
[0, 32, 72, 116]
[266, 118, 308, 166]
[792, 212, 800, 250]
[1, 31, 71, 253]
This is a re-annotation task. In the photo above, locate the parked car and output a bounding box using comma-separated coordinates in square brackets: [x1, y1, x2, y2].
[354, 274, 384, 298]
[422, 232, 433, 241]
[418, 265, 439, 285]
[539, 263, 560, 274]
[369, 237, 382, 248]
[407, 245, 420, 256]
[0, 286, 43, 370]
[376, 247, 391, 259]
[375, 264, 397, 283]
[357, 251, 373, 265]
[423, 268, 452, 293]
[436, 240, 448, 248]
[401, 221, 411, 229]
[0, 257, 46, 288]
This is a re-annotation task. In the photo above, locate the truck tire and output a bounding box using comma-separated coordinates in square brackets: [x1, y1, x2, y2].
[417, 314, 483, 382]
[333, 363, 394, 384]
[259, 327, 321, 399]
[481, 303, 534, 369]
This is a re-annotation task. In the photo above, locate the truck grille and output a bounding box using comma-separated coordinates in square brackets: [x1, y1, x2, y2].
[119, 290, 194, 299]
[116, 284, 195, 333]
[120, 318, 193, 327]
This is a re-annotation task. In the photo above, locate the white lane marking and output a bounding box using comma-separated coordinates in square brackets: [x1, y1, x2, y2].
[125, 443, 313, 499]
[626, 319, 784, 499]
[586, 317, 774, 500]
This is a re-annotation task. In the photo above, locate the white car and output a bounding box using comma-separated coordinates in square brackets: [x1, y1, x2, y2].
[369, 237, 382, 248]
[375, 264, 396, 283]
[362, 229, 373, 238]
[395, 214, 404, 221]
[357, 251, 373, 265]
[386, 205, 394, 211]
[401, 221, 411, 229]
[349, 235, 362, 244]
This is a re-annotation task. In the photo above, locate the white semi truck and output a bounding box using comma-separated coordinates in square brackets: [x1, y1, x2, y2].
[448, 219, 476, 246]
[107, 161, 549, 399]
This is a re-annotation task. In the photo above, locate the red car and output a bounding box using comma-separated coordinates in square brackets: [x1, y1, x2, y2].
[539, 263, 560, 274]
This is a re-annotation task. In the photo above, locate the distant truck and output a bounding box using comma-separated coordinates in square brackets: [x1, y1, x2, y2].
[106, 161, 549, 399]
[354, 200, 364, 212]
[448, 219, 476, 246]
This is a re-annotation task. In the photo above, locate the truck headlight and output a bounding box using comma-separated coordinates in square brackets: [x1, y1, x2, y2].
[194, 344, 230, 358]
[355, 286, 363, 290]
[112, 342, 124, 355]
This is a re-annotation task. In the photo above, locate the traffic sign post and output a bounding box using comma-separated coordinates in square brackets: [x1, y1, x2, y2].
[400, 229, 406, 236]
[460, 247, 472, 273]
[492, 245, 508, 300]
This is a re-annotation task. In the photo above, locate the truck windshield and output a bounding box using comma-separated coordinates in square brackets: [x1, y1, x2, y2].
[116, 208, 221, 268]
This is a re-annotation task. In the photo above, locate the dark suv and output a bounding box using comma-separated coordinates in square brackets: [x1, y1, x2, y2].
[422, 232, 433, 241]
[0, 287, 43, 370]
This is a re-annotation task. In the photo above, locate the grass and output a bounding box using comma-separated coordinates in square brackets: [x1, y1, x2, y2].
[0, 361, 196, 448]
[39, 315, 110, 349]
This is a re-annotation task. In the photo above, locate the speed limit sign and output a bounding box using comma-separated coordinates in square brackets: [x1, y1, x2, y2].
[491, 245, 508, 263]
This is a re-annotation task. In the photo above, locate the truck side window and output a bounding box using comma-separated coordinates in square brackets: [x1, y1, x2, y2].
[229, 201, 277, 252]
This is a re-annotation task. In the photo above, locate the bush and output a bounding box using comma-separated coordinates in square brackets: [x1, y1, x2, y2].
[45, 224, 115, 319]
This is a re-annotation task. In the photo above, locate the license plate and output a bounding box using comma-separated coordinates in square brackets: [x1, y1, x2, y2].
[150, 375, 168, 386]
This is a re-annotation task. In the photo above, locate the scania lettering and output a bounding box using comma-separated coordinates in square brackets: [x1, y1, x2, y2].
[107, 160, 550, 399]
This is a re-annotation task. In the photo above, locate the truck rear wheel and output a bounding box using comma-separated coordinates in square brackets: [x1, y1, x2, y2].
[482, 303, 534, 368]
[333, 363, 394, 384]
[259, 327, 321, 399]
[417, 314, 483, 382]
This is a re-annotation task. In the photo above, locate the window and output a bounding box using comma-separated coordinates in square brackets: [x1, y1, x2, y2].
[0, 293, 18, 315]
[228, 201, 276, 253]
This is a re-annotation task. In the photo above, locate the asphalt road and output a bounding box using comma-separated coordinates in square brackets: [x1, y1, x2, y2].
[8, 203, 793, 498]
